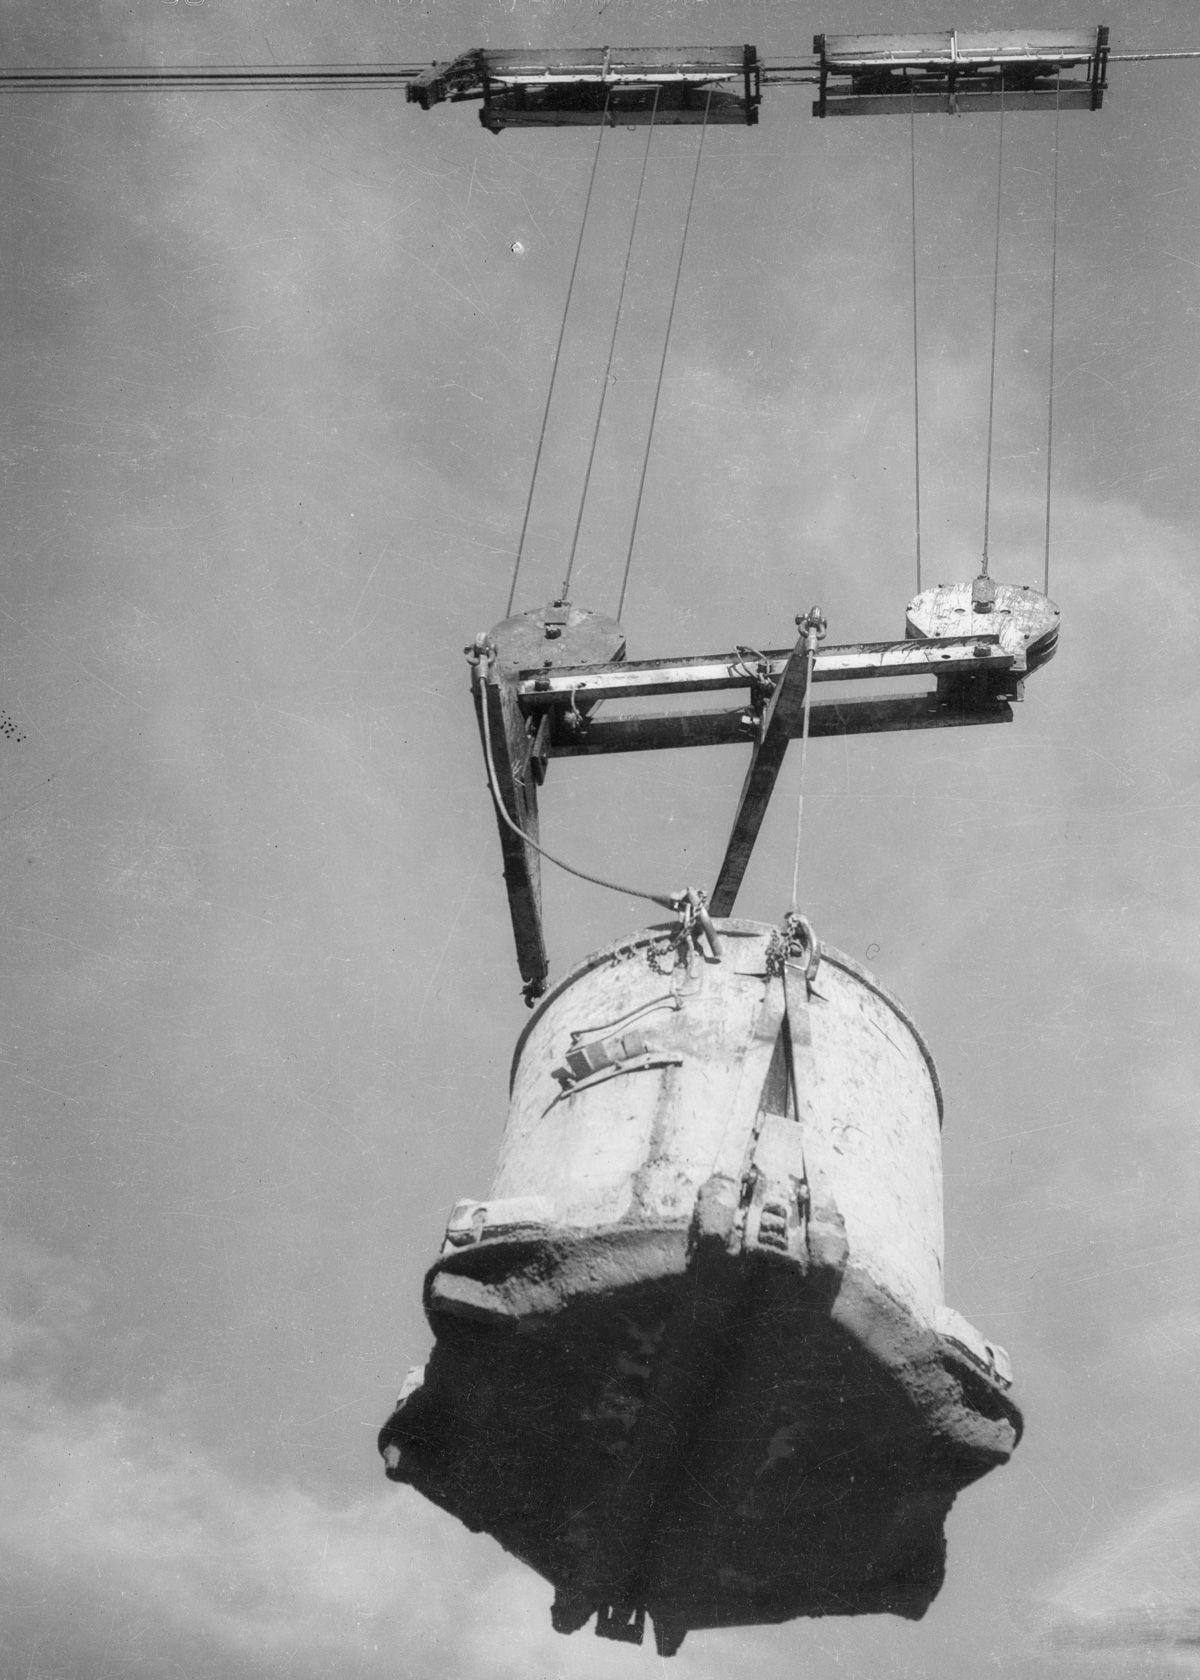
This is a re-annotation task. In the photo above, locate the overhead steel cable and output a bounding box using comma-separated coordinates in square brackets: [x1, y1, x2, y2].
[5, 46, 1200, 94]
[1, 64, 427, 90]
[1104, 47, 1200, 60]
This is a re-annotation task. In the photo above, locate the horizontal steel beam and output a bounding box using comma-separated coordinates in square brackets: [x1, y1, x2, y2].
[546, 692, 1013, 756]
[517, 636, 1017, 708]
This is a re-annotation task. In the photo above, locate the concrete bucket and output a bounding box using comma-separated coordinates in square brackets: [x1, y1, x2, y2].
[379, 916, 1020, 1656]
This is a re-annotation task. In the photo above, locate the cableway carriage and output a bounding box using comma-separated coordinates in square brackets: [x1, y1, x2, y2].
[813, 28, 1109, 115]
[407, 46, 762, 129]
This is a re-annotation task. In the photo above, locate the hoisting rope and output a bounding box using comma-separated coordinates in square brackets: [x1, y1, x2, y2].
[504, 91, 612, 617]
[561, 88, 661, 602]
[789, 608, 827, 913]
[472, 645, 678, 914]
[1043, 74, 1062, 596]
[615, 85, 713, 622]
[909, 96, 924, 595]
[980, 75, 1006, 579]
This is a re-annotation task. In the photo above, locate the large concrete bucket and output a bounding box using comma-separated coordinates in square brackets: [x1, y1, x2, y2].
[380, 917, 1021, 1656]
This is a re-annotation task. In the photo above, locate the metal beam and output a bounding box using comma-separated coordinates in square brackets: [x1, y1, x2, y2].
[472, 663, 549, 1001]
[546, 691, 1012, 757]
[517, 635, 1017, 709]
[709, 630, 814, 919]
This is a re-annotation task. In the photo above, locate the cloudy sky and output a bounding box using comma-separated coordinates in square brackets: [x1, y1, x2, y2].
[4, 0, 1200, 1675]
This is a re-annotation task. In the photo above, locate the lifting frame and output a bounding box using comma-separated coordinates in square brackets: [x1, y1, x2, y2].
[473, 616, 1030, 998]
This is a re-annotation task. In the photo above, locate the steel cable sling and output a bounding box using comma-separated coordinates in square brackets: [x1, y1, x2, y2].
[980, 75, 1006, 579]
[1043, 75, 1063, 595]
[616, 86, 713, 621]
[909, 94, 923, 596]
[561, 87, 662, 603]
[474, 645, 678, 916]
[504, 93, 612, 617]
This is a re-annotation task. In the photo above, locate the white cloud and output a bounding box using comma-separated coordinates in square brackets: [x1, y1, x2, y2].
[0, 1232, 461, 1678]
[1043, 1484, 1200, 1673]
[0, 1233, 750, 1680]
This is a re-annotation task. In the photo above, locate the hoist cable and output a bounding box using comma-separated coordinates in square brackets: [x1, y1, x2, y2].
[476, 660, 675, 912]
[909, 96, 923, 595]
[980, 76, 1006, 579]
[561, 88, 660, 601]
[1043, 75, 1062, 596]
[789, 643, 819, 913]
[616, 87, 713, 622]
[504, 92, 611, 617]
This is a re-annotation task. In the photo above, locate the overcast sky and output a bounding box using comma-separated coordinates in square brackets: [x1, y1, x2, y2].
[4, 1, 1200, 1676]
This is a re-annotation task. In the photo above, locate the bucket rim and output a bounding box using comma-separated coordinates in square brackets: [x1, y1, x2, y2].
[509, 917, 944, 1125]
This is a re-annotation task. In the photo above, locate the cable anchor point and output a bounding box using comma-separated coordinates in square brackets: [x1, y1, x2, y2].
[782, 908, 822, 983]
[669, 886, 723, 960]
[971, 574, 997, 613]
[797, 606, 827, 651]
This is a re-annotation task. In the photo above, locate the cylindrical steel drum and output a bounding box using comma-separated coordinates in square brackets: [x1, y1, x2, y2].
[497, 920, 944, 1322]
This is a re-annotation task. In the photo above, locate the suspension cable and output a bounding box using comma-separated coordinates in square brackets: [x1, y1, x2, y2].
[616, 87, 713, 622]
[980, 75, 1006, 579]
[562, 88, 660, 602]
[1043, 75, 1062, 596]
[504, 92, 611, 617]
[909, 95, 923, 595]
[475, 653, 676, 912]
